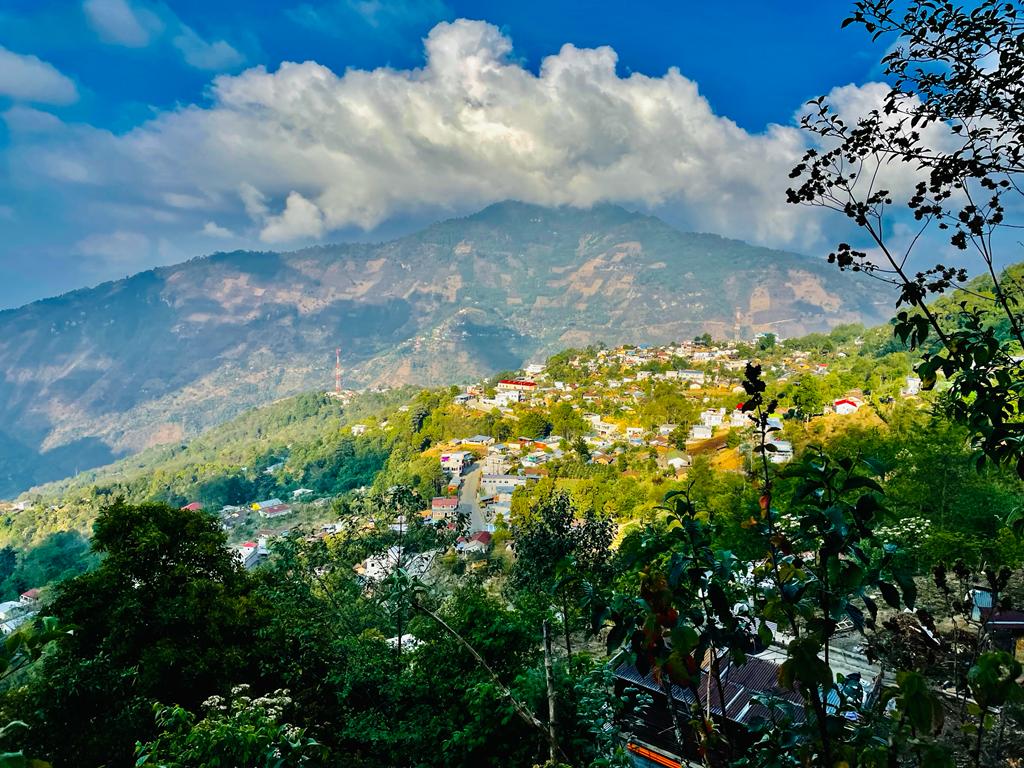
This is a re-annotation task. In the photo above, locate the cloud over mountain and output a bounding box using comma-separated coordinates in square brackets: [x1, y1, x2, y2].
[3, 19, 908, 295]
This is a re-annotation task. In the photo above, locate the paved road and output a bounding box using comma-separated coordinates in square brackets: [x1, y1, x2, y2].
[458, 465, 487, 533]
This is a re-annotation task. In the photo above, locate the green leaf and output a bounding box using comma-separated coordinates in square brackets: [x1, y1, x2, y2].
[878, 582, 901, 609]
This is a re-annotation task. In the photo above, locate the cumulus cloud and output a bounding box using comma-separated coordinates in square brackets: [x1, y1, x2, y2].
[83, 0, 161, 47]
[7, 19, 924, 271]
[0, 46, 78, 105]
[259, 192, 326, 243]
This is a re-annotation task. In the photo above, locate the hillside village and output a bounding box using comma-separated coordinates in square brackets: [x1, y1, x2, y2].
[167, 331, 926, 574]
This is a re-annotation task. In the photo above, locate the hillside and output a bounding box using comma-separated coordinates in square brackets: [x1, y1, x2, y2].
[0, 201, 886, 496]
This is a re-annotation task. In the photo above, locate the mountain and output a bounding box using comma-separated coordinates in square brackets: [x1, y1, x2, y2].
[0, 201, 886, 496]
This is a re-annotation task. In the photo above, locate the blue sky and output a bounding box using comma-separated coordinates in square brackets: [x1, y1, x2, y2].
[0, 0, 893, 308]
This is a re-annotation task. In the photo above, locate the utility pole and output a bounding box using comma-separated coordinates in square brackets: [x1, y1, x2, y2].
[335, 347, 342, 395]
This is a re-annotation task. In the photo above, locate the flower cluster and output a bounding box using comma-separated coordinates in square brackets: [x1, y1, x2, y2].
[874, 517, 932, 549]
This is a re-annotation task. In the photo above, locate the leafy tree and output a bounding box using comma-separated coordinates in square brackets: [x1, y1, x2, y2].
[517, 411, 554, 440]
[18, 500, 269, 767]
[510, 492, 613, 657]
[788, 374, 825, 421]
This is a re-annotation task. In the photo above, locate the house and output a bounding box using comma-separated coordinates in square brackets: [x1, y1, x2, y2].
[667, 456, 691, 471]
[462, 434, 495, 447]
[0, 601, 24, 622]
[457, 531, 492, 555]
[768, 439, 794, 464]
[180, 501, 203, 512]
[481, 453, 511, 476]
[453, 393, 471, 405]
[481, 474, 530, 496]
[292, 488, 314, 499]
[258, 503, 292, 519]
[351, 424, 368, 436]
[19, 589, 40, 606]
[358, 546, 435, 584]
[496, 379, 537, 393]
[902, 376, 922, 396]
[700, 408, 725, 427]
[430, 496, 460, 523]
[440, 450, 473, 475]
[236, 541, 261, 569]
[833, 397, 863, 415]
[0, 615, 32, 635]
[251, 498, 284, 512]
[689, 424, 713, 441]
[729, 410, 748, 428]
[524, 363, 545, 376]
[677, 369, 706, 384]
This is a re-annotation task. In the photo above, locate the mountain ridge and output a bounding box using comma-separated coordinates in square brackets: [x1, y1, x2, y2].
[0, 200, 886, 497]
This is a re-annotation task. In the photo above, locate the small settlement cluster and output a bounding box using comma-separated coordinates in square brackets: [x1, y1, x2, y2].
[189, 336, 926, 578]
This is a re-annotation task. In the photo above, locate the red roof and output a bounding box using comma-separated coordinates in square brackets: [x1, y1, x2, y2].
[469, 531, 492, 545]
[498, 379, 536, 387]
[181, 502, 203, 511]
[241, 541, 257, 548]
[260, 504, 291, 514]
[431, 497, 459, 509]
[20, 588, 40, 600]
[834, 398, 859, 407]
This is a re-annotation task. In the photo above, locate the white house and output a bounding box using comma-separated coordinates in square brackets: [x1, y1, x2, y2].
[833, 397, 863, 415]
[701, 408, 725, 427]
[481, 453, 511, 476]
[440, 450, 473, 475]
[689, 424, 713, 441]
[667, 456, 692, 471]
[768, 440, 794, 464]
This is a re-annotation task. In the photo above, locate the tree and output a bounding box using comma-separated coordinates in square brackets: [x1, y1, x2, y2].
[509, 492, 613, 658]
[517, 411, 553, 440]
[789, 374, 825, 420]
[19, 500, 269, 767]
[789, 0, 1024, 484]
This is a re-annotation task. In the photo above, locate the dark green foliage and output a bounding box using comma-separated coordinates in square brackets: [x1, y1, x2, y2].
[19, 501, 268, 767]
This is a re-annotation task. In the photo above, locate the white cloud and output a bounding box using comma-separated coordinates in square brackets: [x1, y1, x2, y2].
[173, 25, 245, 71]
[238, 183, 269, 220]
[259, 192, 326, 243]
[0, 46, 78, 105]
[8, 20, 932, 262]
[202, 221, 233, 238]
[83, 0, 161, 47]
[82, 0, 243, 71]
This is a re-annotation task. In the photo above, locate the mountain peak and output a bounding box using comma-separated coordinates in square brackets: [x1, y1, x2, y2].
[461, 199, 643, 227]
